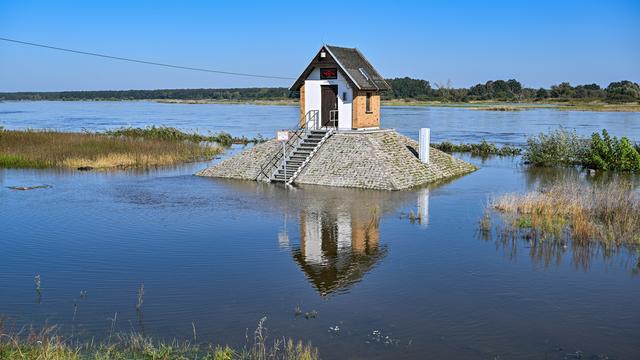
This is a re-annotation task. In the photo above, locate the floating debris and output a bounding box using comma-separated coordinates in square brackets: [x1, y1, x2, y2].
[366, 329, 400, 346]
[80, 290, 88, 299]
[328, 325, 340, 334]
[564, 351, 583, 359]
[34, 274, 41, 292]
[294, 305, 302, 317]
[8, 184, 52, 191]
[304, 310, 318, 319]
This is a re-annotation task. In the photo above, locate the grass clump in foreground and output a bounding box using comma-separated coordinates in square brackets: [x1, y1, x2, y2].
[490, 178, 640, 248]
[0, 129, 223, 170]
[0, 317, 318, 360]
[433, 140, 522, 157]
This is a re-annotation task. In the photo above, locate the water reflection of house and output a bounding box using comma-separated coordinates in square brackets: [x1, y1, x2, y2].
[288, 186, 414, 296]
[293, 205, 384, 296]
[205, 179, 424, 295]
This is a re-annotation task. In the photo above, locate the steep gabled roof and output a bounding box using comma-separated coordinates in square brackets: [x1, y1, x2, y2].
[290, 45, 391, 92]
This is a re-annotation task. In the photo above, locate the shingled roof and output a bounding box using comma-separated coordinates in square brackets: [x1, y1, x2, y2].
[290, 45, 391, 92]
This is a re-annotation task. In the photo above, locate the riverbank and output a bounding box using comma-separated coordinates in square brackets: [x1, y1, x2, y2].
[0, 317, 318, 360]
[0, 128, 223, 170]
[380, 100, 640, 112]
[142, 99, 640, 112]
[4, 98, 639, 112]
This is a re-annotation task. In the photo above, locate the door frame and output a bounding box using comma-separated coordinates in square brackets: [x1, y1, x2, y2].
[320, 85, 338, 128]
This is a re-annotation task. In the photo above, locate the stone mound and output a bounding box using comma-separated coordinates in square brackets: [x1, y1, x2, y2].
[196, 129, 477, 190]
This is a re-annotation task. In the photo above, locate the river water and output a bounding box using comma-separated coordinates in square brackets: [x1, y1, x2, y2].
[0, 101, 639, 359]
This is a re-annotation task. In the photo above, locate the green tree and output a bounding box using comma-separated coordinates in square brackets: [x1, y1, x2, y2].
[605, 81, 640, 103]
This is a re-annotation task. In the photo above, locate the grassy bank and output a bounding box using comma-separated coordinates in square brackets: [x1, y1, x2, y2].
[154, 99, 297, 106]
[0, 128, 224, 170]
[489, 178, 640, 248]
[0, 317, 318, 360]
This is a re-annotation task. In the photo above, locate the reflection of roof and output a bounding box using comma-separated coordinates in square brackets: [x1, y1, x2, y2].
[290, 44, 391, 92]
[292, 246, 387, 296]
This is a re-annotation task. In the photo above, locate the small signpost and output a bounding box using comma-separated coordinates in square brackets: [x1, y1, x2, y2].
[419, 128, 430, 164]
[277, 130, 290, 181]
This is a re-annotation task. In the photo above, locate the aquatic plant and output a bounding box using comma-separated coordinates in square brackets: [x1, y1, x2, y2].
[584, 129, 640, 172]
[478, 211, 491, 239]
[34, 275, 41, 292]
[433, 140, 522, 157]
[490, 178, 640, 247]
[523, 129, 588, 166]
[0, 129, 222, 169]
[105, 125, 264, 146]
[136, 282, 144, 311]
[524, 128, 640, 172]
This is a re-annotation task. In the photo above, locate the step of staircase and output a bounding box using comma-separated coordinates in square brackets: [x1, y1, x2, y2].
[270, 129, 334, 183]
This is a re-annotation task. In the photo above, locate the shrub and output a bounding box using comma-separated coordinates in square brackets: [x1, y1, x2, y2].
[432, 140, 521, 157]
[523, 129, 588, 166]
[584, 129, 640, 171]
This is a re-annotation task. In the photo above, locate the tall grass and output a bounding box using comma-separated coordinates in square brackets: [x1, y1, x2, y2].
[490, 178, 640, 248]
[106, 126, 264, 146]
[0, 129, 222, 169]
[0, 317, 319, 360]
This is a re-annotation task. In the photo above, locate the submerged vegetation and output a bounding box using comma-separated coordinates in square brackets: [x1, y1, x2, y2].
[524, 129, 640, 172]
[0, 317, 319, 360]
[0, 128, 224, 169]
[490, 178, 640, 248]
[433, 140, 522, 157]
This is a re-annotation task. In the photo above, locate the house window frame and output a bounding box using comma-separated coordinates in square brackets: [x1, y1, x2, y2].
[365, 92, 372, 113]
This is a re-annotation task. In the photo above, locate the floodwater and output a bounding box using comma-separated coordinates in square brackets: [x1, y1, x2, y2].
[0, 101, 639, 359]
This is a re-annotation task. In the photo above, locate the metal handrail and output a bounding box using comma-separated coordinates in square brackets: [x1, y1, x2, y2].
[329, 110, 338, 128]
[256, 110, 319, 181]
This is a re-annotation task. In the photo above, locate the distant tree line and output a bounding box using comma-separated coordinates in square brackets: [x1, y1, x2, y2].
[383, 78, 640, 103]
[0, 88, 293, 101]
[1, 79, 639, 103]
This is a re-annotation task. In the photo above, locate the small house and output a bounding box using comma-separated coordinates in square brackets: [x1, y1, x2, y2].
[197, 46, 478, 190]
[290, 45, 391, 130]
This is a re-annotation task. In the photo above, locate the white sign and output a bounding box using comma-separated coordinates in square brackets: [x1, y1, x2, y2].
[277, 130, 290, 142]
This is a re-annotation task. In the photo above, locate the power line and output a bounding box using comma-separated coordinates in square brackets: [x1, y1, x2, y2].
[0, 37, 295, 80]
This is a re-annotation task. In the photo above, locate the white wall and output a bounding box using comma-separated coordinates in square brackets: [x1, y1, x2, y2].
[304, 68, 353, 130]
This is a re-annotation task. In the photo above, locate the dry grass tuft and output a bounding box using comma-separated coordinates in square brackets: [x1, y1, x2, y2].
[491, 178, 640, 247]
[0, 130, 222, 169]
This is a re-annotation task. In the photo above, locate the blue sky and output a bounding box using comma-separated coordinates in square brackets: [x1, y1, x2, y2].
[0, 0, 638, 91]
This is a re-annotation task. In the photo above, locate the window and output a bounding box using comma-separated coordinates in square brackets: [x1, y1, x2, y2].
[342, 92, 347, 101]
[365, 92, 372, 113]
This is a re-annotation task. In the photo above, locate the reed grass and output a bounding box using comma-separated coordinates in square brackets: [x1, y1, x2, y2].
[0, 129, 222, 169]
[0, 316, 319, 360]
[105, 126, 263, 146]
[490, 178, 640, 248]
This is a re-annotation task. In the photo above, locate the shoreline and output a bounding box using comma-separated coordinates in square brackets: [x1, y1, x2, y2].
[2, 98, 639, 112]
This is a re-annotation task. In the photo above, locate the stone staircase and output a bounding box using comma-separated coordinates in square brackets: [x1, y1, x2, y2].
[271, 129, 334, 184]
